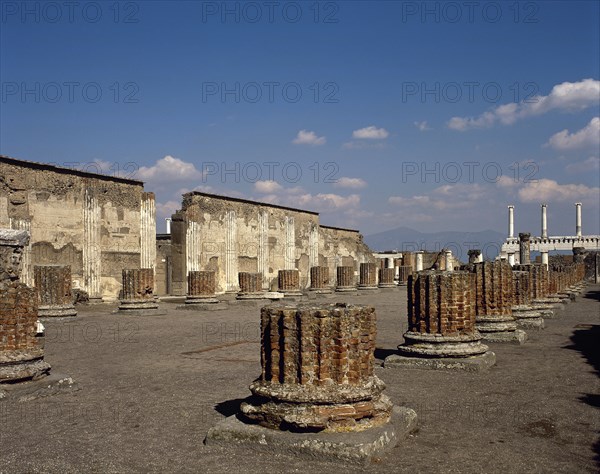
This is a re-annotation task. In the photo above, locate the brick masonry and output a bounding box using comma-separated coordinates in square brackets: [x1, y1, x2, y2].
[240, 303, 393, 432]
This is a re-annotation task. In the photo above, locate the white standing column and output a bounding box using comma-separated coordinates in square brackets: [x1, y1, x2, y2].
[541, 250, 549, 268]
[285, 216, 295, 270]
[83, 189, 101, 299]
[165, 218, 172, 234]
[140, 192, 156, 272]
[415, 251, 424, 272]
[445, 250, 453, 271]
[258, 210, 269, 289]
[507, 252, 515, 266]
[225, 210, 238, 291]
[541, 204, 547, 239]
[508, 205, 514, 239]
[386, 257, 394, 269]
[575, 202, 582, 238]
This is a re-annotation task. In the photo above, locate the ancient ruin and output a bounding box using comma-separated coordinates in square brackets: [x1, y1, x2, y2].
[206, 303, 417, 464]
[0, 229, 51, 382]
[357, 262, 378, 290]
[335, 266, 356, 292]
[378, 268, 396, 288]
[118, 269, 159, 313]
[470, 260, 527, 344]
[277, 269, 303, 297]
[309, 266, 332, 294]
[34, 265, 77, 318]
[385, 270, 496, 371]
[185, 271, 219, 304]
[236, 272, 265, 300]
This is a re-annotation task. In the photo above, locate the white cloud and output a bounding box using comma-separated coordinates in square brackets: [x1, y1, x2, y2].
[448, 79, 600, 131]
[517, 179, 599, 205]
[155, 200, 180, 220]
[546, 117, 600, 150]
[137, 155, 204, 182]
[565, 156, 600, 174]
[254, 180, 283, 193]
[352, 126, 389, 139]
[333, 177, 367, 189]
[414, 121, 431, 131]
[292, 130, 326, 146]
[295, 193, 361, 211]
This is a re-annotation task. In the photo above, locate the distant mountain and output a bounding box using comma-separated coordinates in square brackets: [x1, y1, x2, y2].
[364, 226, 506, 263]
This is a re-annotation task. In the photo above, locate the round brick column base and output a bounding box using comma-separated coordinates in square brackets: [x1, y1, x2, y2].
[309, 288, 332, 294]
[397, 331, 489, 358]
[236, 292, 265, 300]
[38, 304, 77, 318]
[357, 285, 378, 291]
[118, 300, 159, 311]
[335, 286, 357, 292]
[378, 283, 396, 288]
[186, 296, 219, 304]
[0, 350, 51, 383]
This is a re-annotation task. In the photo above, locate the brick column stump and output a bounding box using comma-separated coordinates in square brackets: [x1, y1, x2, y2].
[118, 268, 159, 313]
[278, 269, 303, 297]
[186, 271, 219, 304]
[309, 266, 332, 294]
[0, 230, 51, 383]
[378, 268, 396, 289]
[34, 265, 77, 318]
[385, 270, 496, 371]
[206, 303, 418, 464]
[510, 268, 546, 329]
[358, 263, 378, 291]
[237, 272, 265, 300]
[397, 266, 412, 286]
[335, 266, 356, 292]
[470, 261, 526, 344]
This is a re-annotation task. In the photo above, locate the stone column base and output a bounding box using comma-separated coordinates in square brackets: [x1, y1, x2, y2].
[205, 404, 417, 466]
[357, 285, 379, 291]
[0, 350, 51, 383]
[378, 283, 396, 289]
[476, 315, 527, 344]
[119, 299, 159, 310]
[384, 351, 496, 372]
[397, 331, 490, 358]
[186, 296, 220, 304]
[236, 292, 266, 300]
[87, 297, 104, 305]
[511, 308, 545, 330]
[335, 286, 357, 294]
[38, 304, 77, 318]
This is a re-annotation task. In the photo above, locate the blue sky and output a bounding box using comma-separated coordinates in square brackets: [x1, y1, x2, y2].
[1, 0, 599, 236]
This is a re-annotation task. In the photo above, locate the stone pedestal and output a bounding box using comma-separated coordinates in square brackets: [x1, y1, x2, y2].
[471, 261, 526, 344]
[309, 266, 332, 294]
[519, 232, 531, 265]
[34, 265, 77, 318]
[186, 271, 219, 304]
[205, 303, 416, 464]
[118, 268, 159, 312]
[358, 263, 377, 290]
[385, 270, 495, 371]
[378, 268, 396, 288]
[237, 272, 265, 300]
[511, 269, 546, 329]
[397, 266, 412, 286]
[335, 266, 356, 292]
[278, 269, 303, 297]
[0, 230, 51, 383]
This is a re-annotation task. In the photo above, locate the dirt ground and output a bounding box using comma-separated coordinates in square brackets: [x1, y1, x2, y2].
[1, 285, 599, 473]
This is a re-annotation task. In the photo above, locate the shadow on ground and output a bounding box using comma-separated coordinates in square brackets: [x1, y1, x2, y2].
[215, 398, 245, 417]
[374, 347, 397, 361]
[564, 323, 600, 468]
[583, 289, 600, 302]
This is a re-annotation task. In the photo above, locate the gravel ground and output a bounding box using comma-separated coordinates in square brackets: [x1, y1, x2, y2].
[1, 285, 599, 473]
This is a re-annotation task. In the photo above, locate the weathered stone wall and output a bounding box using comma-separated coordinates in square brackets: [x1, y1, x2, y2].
[0, 156, 155, 300]
[170, 192, 373, 295]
